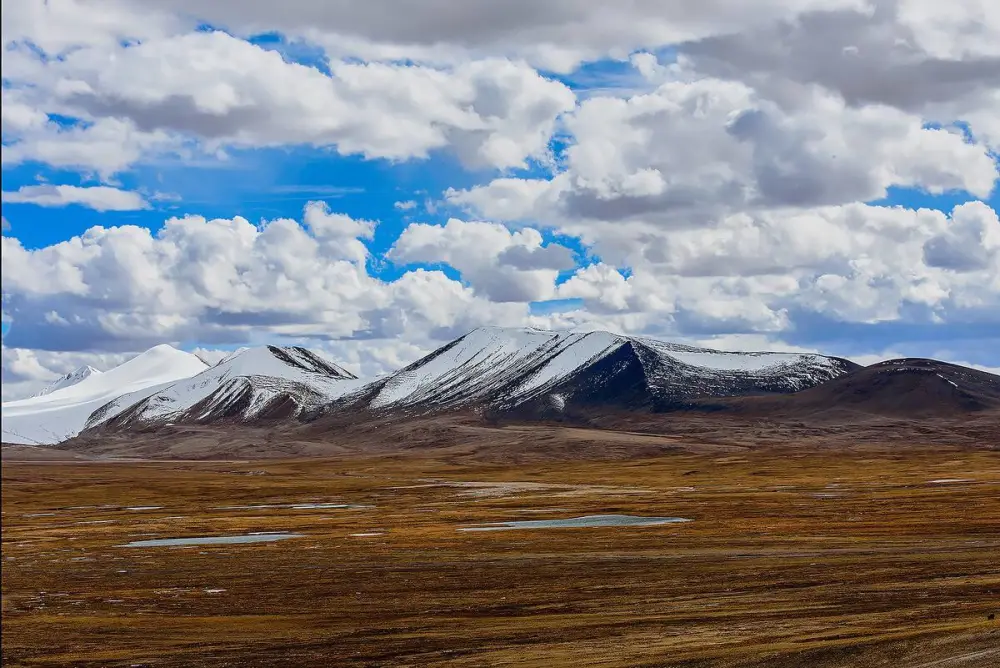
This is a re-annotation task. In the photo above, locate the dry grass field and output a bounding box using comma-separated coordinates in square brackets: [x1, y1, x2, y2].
[3, 442, 999, 666]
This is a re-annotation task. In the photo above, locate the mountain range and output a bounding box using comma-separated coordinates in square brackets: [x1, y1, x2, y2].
[3, 326, 998, 446]
[2, 345, 209, 445]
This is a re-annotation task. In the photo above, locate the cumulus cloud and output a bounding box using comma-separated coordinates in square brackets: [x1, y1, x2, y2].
[2, 0, 999, 381]
[543, 202, 1000, 332]
[0, 204, 531, 356]
[448, 53, 998, 340]
[2, 184, 150, 211]
[389, 218, 575, 302]
[922, 200, 1000, 272]
[457, 78, 995, 230]
[3, 28, 575, 175]
[1, 0, 182, 54]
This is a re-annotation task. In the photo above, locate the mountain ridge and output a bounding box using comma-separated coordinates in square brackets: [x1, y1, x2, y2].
[2, 345, 209, 444]
[6, 328, 998, 447]
[31, 365, 102, 398]
[317, 326, 859, 421]
[703, 357, 1000, 420]
[84, 345, 362, 433]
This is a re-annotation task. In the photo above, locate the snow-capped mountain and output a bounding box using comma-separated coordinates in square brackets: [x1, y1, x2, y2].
[86, 345, 362, 431]
[327, 327, 859, 417]
[2, 345, 209, 445]
[31, 365, 102, 398]
[2, 328, 863, 445]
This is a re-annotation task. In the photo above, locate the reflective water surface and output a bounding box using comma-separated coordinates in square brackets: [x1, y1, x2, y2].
[458, 514, 691, 531]
[120, 533, 304, 547]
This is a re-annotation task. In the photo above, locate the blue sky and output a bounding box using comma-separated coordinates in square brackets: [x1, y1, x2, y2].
[2, 0, 998, 397]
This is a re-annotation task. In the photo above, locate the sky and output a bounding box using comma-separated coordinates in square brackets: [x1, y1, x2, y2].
[1, 0, 999, 400]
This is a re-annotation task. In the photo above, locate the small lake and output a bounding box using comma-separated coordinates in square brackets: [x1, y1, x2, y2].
[120, 533, 304, 547]
[458, 514, 691, 531]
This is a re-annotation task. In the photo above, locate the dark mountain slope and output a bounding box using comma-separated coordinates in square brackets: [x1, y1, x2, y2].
[706, 359, 1000, 420]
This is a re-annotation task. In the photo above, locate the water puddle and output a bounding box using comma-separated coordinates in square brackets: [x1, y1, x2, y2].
[119, 533, 304, 548]
[125, 506, 163, 511]
[214, 503, 370, 510]
[459, 514, 691, 531]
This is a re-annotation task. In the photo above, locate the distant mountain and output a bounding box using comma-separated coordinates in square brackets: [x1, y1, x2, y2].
[2, 345, 209, 444]
[31, 365, 102, 398]
[321, 327, 859, 419]
[715, 358, 1000, 420]
[13, 329, 993, 450]
[85, 345, 361, 432]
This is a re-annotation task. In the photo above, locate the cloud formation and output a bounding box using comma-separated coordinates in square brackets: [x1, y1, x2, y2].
[0, 204, 530, 355]
[1, 0, 998, 399]
[3, 26, 575, 174]
[2, 185, 150, 211]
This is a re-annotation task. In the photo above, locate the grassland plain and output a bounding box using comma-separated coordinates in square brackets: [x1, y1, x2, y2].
[3, 446, 999, 666]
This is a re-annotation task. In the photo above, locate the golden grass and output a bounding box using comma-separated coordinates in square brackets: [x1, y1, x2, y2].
[3, 448, 999, 666]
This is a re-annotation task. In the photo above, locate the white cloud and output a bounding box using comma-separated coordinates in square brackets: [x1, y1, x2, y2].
[448, 63, 998, 336]
[0, 204, 531, 356]
[457, 78, 995, 226]
[0, 346, 135, 401]
[119, 0, 865, 72]
[922, 201, 1000, 272]
[2, 184, 150, 211]
[389, 218, 575, 302]
[0, 100, 176, 178]
[1, 0, 182, 54]
[3, 29, 575, 175]
[2, 0, 998, 379]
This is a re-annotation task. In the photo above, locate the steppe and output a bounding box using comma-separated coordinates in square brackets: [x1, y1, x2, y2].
[3, 421, 999, 667]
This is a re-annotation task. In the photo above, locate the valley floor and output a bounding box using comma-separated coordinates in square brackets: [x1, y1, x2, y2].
[2, 445, 999, 666]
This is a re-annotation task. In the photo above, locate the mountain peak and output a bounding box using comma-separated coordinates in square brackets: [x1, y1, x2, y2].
[344, 327, 858, 415]
[84, 344, 362, 432]
[32, 365, 103, 398]
[2, 344, 213, 445]
[135, 343, 190, 358]
[212, 345, 357, 380]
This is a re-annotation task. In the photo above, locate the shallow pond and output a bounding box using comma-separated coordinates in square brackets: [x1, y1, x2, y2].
[120, 533, 304, 547]
[214, 503, 370, 510]
[458, 514, 691, 531]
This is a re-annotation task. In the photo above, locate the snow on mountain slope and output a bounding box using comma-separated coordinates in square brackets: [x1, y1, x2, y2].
[2, 346, 208, 444]
[631, 337, 854, 400]
[86, 346, 362, 430]
[369, 327, 622, 409]
[31, 365, 103, 398]
[333, 326, 858, 416]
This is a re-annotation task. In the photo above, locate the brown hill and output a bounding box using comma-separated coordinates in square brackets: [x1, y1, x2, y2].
[710, 358, 1000, 421]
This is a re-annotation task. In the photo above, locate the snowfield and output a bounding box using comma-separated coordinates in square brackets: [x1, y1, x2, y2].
[2, 345, 208, 444]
